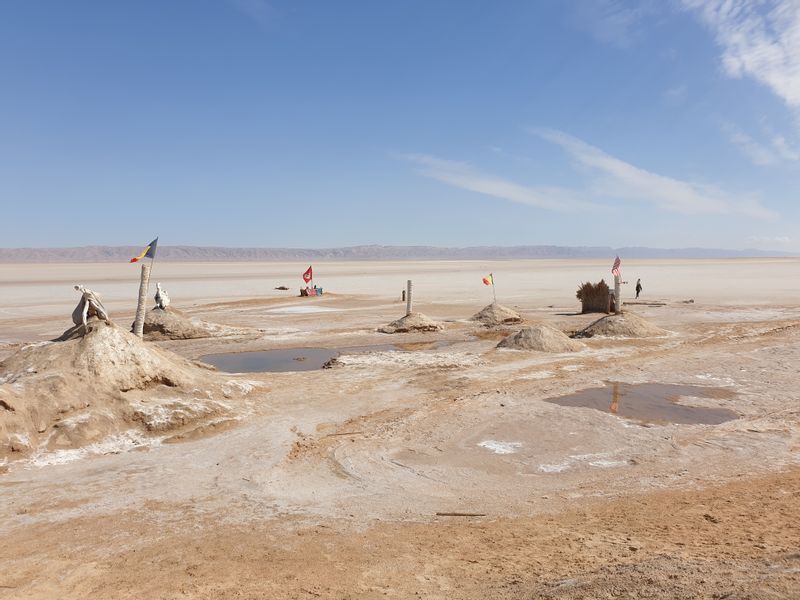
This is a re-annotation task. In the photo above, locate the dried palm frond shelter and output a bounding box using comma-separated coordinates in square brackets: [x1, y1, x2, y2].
[576, 279, 615, 314]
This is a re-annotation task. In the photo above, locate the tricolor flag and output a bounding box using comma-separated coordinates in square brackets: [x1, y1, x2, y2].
[302, 265, 313, 283]
[130, 238, 158, 263]
[482, 274, 494, 286]
[611, 255, 621, 278]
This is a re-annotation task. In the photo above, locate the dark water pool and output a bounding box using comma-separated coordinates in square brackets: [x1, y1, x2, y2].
[544, 382, 737, 425]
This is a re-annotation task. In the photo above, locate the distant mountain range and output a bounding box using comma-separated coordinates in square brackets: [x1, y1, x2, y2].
[0, 245, 794, 263]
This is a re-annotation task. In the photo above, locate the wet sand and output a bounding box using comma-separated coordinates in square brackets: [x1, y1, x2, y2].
[1, 258, 799, 598]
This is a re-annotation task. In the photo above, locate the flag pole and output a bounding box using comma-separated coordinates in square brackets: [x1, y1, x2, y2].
[133, 262, 151, 338]
[492, 273, 497, 304]
[132, 237, 157, 338]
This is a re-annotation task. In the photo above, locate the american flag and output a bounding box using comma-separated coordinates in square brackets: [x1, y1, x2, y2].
[611, 255, 621, 278]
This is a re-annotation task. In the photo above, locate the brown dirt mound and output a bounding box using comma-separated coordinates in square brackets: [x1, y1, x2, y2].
[497, 324, 585, 352]
[142, 307, 258, 340]
[378, 312, 443, 334]
[576, 312, 669, 338]
[471, 303, 523, 326]
[0, 318, 252, 463]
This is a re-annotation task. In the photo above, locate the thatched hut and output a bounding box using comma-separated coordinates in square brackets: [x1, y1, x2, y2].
[576, 279, 614, 314]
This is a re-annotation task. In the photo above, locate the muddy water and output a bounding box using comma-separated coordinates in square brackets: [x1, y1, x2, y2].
[200, 344, 419, 373]
[201, 340, 460, 373]
[545, 382, 737, 425]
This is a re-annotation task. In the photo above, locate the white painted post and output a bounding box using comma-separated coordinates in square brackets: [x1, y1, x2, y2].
[133, 262, 152, 338]
[406, 280, 413, 316]
[614, 274, 621, 315]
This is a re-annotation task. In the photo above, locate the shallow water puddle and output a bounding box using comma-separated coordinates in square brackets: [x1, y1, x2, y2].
[202, 344, 402, 372]
[544, 382, 737, 425]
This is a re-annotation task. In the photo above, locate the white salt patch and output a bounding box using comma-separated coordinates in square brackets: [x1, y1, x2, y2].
[29, 431, 157, 467]
[478, 440, 522, 454]
[12, 433, 31, 448]
[223, 380, 261, 395]
[57, 413, 91, 429]
[539, 453, 629, 473]
[335, 351, 481, 369]
[518, 371, 554, 380]
[588, 459, 629, 468]
[538, 461, 571, 473]
[20, 341, 52, 351]
[695, 374, 736, 386]
[267, 306, 339, 314]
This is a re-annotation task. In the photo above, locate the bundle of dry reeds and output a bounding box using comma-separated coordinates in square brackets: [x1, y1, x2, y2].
[576, 279, 611, 314]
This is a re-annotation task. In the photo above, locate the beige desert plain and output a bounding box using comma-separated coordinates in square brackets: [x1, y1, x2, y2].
[0, 257, 798, 599]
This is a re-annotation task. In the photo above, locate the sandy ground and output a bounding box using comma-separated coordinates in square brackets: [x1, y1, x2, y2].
[1, 258, 799, 598]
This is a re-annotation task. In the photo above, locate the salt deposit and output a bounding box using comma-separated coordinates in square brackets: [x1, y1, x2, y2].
[497, 324, 585, 353]
[575, 312, 669, 338]
[470, 303, 523, 327]
[378, 312, 443, 334]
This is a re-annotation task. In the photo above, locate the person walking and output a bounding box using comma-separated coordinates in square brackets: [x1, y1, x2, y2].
[635, 278, 643, 299]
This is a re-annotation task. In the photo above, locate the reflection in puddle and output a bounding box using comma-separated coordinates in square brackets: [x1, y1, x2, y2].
[545, 382, 737, 425]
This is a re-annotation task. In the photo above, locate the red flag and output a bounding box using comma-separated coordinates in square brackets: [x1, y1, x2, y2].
[302, 266, 313, 283]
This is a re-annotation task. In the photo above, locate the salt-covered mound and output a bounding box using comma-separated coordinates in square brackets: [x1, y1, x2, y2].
[378, 312, 443, 334]
[575, 312, 669, 338]
[142, 307, 257, 341]
[0, 319, 255, 463]
[497, 324, 585, 352]
[471, 303, 523, 327]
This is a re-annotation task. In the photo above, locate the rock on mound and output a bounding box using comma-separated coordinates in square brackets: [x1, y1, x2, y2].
[378, 312, 443, 334]
[497, 324, 585, 352]
[471, 303, 523, 326]
[142, 307, 257, 341]
[576, 312, 669, 338]
[0, 319, 253, 463]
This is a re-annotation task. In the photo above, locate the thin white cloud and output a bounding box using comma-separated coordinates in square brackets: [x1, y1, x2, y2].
[401, 130, 776, 220]
[683, 0, 800, 108]
[721, 121, 780, 166]
[720, 119, 800, 166]
[230, 0, 274, 27]
[570, 0, 659, 48]
[399, 154, 602, 213]
[534, 129, 776, 219]
[664, 84, 688, 106]
[770, 133, 800, 161]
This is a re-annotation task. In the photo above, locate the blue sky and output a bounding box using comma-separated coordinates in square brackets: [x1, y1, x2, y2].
[1, 0, 799, 251]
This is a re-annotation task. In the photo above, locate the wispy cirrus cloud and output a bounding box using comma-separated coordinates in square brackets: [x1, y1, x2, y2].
[400, 154, 601, 213]
[721, 121, 781, 166]
[664, 84, 688, 106]
[230, 0, 274, 28]
[401, 131, 776, 220]
[534, 128, 776, 219]
[720, 120, 800, 166]
[569, 0, 660, 48]
[682, 0, 800, 109]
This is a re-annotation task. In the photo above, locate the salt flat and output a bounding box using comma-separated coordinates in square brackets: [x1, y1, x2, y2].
[0, 258, 798, 599]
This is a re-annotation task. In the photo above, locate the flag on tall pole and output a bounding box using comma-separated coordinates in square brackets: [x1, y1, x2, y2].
[130, 238, 158, 263]
[483, 273, 497, 303]
[611, 255, 621, 278]
[302, 265, 313, 284]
